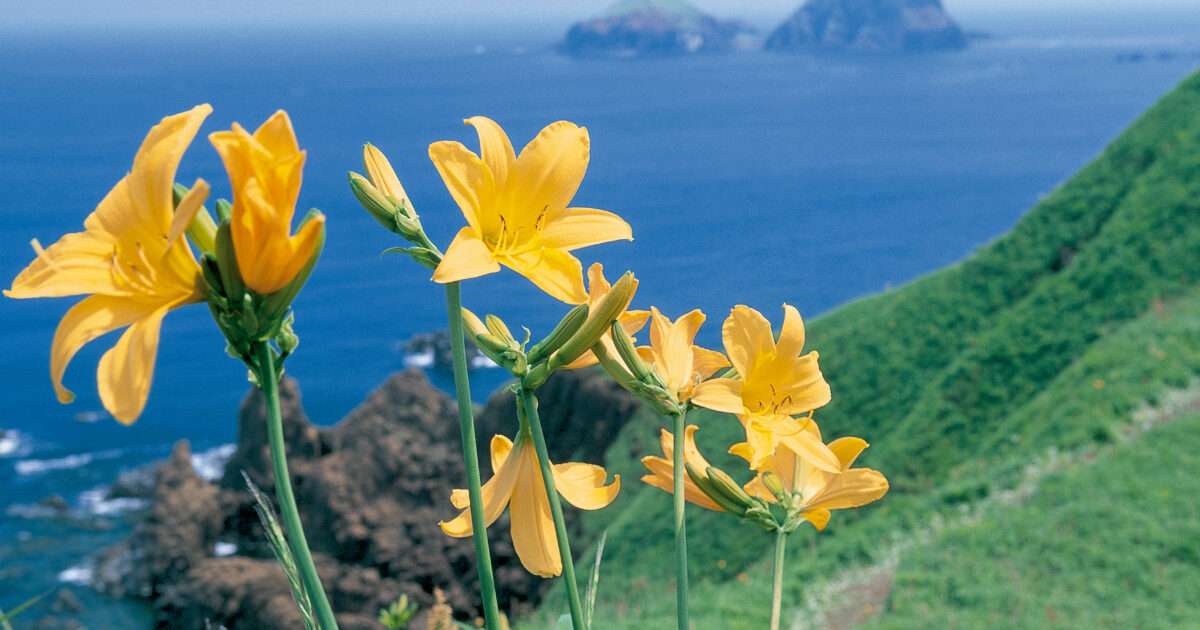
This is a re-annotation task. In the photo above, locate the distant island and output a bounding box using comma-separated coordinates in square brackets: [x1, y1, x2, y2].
[558, 0, 757, 58]
[766, 0, 968, 53]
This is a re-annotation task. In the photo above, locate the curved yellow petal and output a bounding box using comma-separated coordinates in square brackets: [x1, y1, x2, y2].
[807, 468, 889, 512]
[774, 304, 806, 359]
[439, 437, 522, 537]
[723, 305, 775, 379]
[429, 140, 493, 236]
[689, 378, 745, 414]
[166, 178, 209, 251]
[97, 301, 177, 425]
[691, 345, 731, 382]
[538, 207, 632, 252]
[776, 417, 841, 473]
[432, 227, 501, 284]
[828, 437, 869, 470]
[552, 462, 619, 510]
[509, 447, 561, 577]
[49, 295, 158, 406]
[490, 434, 514, 474]
[508, 121, 589, 224]
[505, 247, 587, 305]
[125, 104, 212, 232]
[802, 509, 832, 531]
[363, 143, 410, 206]
[774, 352, 832, 415]
[6, 235, 124, 299]
[466, 116, 515, 188]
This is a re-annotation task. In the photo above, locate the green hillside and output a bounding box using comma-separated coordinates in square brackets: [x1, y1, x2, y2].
[527, 68, 1200, 628]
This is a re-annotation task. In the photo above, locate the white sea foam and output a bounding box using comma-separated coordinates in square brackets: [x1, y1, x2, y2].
[214, 541, 237, 557]
[470, 354, 499, 369]
[403, 350, 435, 368]
[0, 429, 25, 457]
[77, 487, 149, 516]
[57, 563, 94, 586]
[15, 453, 94, 475]
[191, 443, 236, 482]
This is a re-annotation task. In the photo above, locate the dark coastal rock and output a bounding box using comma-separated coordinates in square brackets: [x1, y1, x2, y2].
[559, 0, 758, 58]
[766, 0, 967, 53]
[99, 368, 638, 629]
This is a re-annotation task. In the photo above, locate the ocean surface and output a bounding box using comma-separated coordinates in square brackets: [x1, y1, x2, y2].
[1, 12, 1199, 625]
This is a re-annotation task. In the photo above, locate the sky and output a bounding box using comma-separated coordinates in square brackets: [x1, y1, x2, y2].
[4, 0, 1199, 34]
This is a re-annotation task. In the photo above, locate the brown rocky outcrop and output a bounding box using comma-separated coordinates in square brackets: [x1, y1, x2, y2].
[99, 368, 637, 629]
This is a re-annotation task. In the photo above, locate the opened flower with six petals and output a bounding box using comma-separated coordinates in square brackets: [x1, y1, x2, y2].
[440, 430, 620, 577]
[5, 105, 213, 424]
[691, 304, 839, 472]
[428, 116, 632, 304]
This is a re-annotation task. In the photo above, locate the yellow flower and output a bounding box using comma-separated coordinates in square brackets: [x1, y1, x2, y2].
[640, 424, 725, 512]
[691, 304, 838, 472]
[440, 432, 620, 577]
[561, 263, 649, 369]
[428, 116, 632, 304]
[209, 110, 325, 295]
[635, 307, 729, 402]
[5, 105, 213, 424]
[732, 420, 888, 531]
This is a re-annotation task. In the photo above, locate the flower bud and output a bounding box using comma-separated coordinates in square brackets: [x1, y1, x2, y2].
[485, 314, 517, 347]
[684, 463, 748, 516]
[548, 271, 635, 370]
[349, 171, 402, 234]
[527, 304, 589, 365]
[611, 321, 655, 384]
[461, 307, 489, 339]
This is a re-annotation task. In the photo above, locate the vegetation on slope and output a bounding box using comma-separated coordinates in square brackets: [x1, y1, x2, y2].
[530, 68, 1200, 628]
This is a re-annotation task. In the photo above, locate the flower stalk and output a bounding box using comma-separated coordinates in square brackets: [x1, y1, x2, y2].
[517, 387, 585, 630]
[445, 281, 503, 630]
[770, 529, 787, 630]
[671, 409, 690, 630]
[253, 341, 339, 630]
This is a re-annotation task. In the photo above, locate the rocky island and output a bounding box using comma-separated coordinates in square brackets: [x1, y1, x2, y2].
[558, 0, 758, 58]
[766, 0, 968, 53]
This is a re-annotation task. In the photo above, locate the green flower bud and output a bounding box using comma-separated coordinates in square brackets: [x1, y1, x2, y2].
[349, 171, 403, 234]
[527, 304, 589, 365]
[485, 314, 517, 346]
[548, 271, 635, 370]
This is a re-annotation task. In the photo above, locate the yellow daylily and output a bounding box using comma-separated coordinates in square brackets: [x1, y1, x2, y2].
[209, 110, 325, 295]
[562, 263, 649, 369]
[5, 105, 213, 424]
[635, 307, 729, 402]
[732, 420, 888, 531]
[440, 432, 620, 577]
[429, 116, 632, 304]
[691, 304, 838, 472]
[362, 143, 412, 210]
[641, 425, 725, 512]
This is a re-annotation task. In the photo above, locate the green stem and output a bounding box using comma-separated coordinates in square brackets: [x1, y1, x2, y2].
[518, 386, 586, 630]
[254, 342, 339, 630]
[770, 530, 788, 630]
[445, 282, 502, 630]
[672, 409, 690, 630]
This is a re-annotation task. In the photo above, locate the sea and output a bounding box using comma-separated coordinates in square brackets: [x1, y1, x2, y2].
[1, 9, 1198, 626]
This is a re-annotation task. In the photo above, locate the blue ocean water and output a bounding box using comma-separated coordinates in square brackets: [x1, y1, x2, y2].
[0, 13, 1198, 625]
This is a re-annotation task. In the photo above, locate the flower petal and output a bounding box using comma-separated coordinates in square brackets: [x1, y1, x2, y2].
[6, 235, 124, 299]
[509, 447, 562, 577]
[508, 121, 589, 222]
[807, 469, 889, 512]
[126, 104, 212, 232]
[97, 300, 177, 424]
[49, 295, 160, 407]
[538, 207, 632, 252]
[429, 140, 493, 236]
[505, 247, 587, 304]
[490, 434, 514, 474]
[363, 143, 411, 206]
[166, 178, 210, 252]
[774, 304, 807, 359]
[552, 462, 619, 510]
[776, 418, 841, 473]
[439, 437, 521, 538]
[432, 227, 501, 284]
[689, 378, 745, 414]
[828, 437, 869, 470]
[802, 509, 832, 531]
[467, 116, 516, 188]
[691, 345, 731, 382]
[723, 305, 775, 378]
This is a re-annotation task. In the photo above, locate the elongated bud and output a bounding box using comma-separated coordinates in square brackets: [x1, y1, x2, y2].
[259, 210, 326, 325]
[473, 333, 512, 356]
[706, 466, 757, 511]
[549, 271, 636, 370]
[462, 308, 489, 338]
[528, 304, 589, 365]
[684, 463, 748, 516]
[173, 183, 218, 254]
[213, 221, 246, 303]
[349, 171, 401, 233]
[214, 198, 232, 224]
[485, 314, 516, 346]
[760, 471, 788, 504]
[611, 321, 655, 384]
[199, 252, 225, 298]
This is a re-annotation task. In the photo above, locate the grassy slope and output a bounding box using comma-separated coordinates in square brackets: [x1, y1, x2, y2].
[527, 69, 1200, 628]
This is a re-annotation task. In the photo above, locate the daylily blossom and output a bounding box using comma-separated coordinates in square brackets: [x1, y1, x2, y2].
[5, 105, 212, 424]
[641, 425, 725, 512]
[428, 116, 632, 304]
[732, 420, 888, 530]
[209, 110, 325, 295]
[440, 431, 620, 577]
[691, 304, 838, 472]
[562, 263, 649, 369]
[635, 307, 730, 402]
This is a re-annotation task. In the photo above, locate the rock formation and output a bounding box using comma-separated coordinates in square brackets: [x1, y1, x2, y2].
[559, 0, 758, 58]
[95, 368, 638, 629]
[766, 0, 967, 53]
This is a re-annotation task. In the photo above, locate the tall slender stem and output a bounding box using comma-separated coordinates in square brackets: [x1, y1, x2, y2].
[770, 530, 788, 630]
[445, 282, 502, 630]
[254, 342, 339, 630]
[672, 409, 690, 630]
[518, 386, 586, 630]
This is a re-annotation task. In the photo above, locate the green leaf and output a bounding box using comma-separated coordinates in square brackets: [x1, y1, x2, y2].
[584, 530, 607, 629]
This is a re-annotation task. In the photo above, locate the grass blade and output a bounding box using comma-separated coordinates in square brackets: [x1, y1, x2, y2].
[583, 530, 607, 629]
[243, 471, 319, 630]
